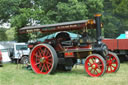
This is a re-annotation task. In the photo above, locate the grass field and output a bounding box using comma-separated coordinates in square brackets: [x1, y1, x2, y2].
[0, 62, 128, 85]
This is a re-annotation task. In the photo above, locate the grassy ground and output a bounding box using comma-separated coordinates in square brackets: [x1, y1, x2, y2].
[0, 62, 128, 85]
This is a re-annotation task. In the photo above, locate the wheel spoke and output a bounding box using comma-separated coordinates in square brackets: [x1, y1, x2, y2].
[92, 69, 96, 74]
[88, 60, 92, 65]
[47, 55, 52, 58]
[91, 58, 95, 63]
[46, 61, 52, 66]
[39, 47, 44, 56]
[38, 49, 43, 57]
[35, 62, 40, 66]
[43, 48, 47, 56]
[41, 64, 44, 72]
[110, 66, 112, 71]
[98, 64, 102, 69]
[44, 64, 47, 72]
[111, 64, 116, 69]
[95, 69, 99, 74]
[111, 58, 116, 61]
[48, 59, 52, 62]
[36, 57, 40, 62]
[39, 63, 42, 69]
[45, 50, 49, 56]
[112, 62, 117, 64]
[35, 52, 40, 58]
[46, 63, 50, 70]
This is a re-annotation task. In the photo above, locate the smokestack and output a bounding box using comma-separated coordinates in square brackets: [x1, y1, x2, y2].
[94, 14, 102, 42]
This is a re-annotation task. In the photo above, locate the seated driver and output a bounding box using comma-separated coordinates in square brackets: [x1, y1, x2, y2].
[79, 31, 91, 45]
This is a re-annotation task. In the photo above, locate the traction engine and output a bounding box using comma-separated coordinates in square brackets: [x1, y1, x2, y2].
[19, 14, 120, 77]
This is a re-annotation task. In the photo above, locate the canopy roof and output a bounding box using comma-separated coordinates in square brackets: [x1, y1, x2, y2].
[19, 19, 96, 34]
[37, 31, 81, 42]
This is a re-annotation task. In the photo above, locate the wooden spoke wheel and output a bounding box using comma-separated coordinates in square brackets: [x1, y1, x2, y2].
[85, 54, 106, 77]
[30, 44, 58, 74]
[106, 52, 120, 73]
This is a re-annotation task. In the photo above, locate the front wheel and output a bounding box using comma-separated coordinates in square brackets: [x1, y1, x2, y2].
[106, 52, 120, 73]
[85, 54, 106, 77]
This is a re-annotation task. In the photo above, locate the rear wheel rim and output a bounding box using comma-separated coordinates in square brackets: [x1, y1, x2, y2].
[85, 55, 105, 77]
[30, 45, 53, 74]
[106, 53, 119, 73]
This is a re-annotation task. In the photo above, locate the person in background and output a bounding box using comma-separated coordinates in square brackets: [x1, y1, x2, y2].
[0, 50, 3, 67]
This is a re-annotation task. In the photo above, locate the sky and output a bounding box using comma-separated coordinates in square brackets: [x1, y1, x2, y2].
[0, 23, 10, 29]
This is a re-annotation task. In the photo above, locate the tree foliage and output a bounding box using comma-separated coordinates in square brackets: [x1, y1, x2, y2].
[103, 0, 128, 38]
[0, 28, 7, 41]
[0, 0, 127, 41]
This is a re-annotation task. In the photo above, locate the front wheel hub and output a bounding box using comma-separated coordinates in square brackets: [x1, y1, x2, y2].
[40, 57, 45, 63]
[92, 64, 98, 69]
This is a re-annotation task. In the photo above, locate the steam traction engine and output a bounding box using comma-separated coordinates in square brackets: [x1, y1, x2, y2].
[19, 14, 120, 77]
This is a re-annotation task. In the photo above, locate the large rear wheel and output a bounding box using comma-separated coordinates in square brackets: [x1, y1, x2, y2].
[30, 44, 58, 74]
[106, 52, 120, 73]
[85, 54, 106, 77]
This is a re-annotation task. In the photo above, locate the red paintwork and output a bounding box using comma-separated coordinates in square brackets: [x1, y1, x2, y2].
[102, 39, 128, 50]
[118, 39, 128, 50]
[64, 52, 74, 58]
[0, 50, 2, 61]
[102, 39, 118, 50]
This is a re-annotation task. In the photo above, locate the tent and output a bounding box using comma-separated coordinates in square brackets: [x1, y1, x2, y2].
[37, 31, 81, 42]
[116, 34, 126, 39]
[0, 45, 5, 49]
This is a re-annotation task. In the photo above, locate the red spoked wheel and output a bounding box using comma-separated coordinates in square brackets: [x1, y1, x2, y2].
[85, 54, 106, 77]
[30, 44, 58, 74]
[106, 52, 120, 73]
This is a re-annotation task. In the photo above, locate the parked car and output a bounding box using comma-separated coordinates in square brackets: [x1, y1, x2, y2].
[0, 50, 3, 66]
[10, 43, 30, 64]
[0, 49, 11, 63]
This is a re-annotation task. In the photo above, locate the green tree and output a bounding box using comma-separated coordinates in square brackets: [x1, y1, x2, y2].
[0, 28, 7, 41]
[5, 27, 15, 41]
[86, 0, 104, 18]
[103, 0, 128, 38]
[111, 0, 128, 33]
[0, 0, 104, 41]
[103, 0, 120, 38]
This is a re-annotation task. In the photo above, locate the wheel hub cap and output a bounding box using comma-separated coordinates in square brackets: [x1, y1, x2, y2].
[40, 57, 45, 63]
[92, 64, 98, 69]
